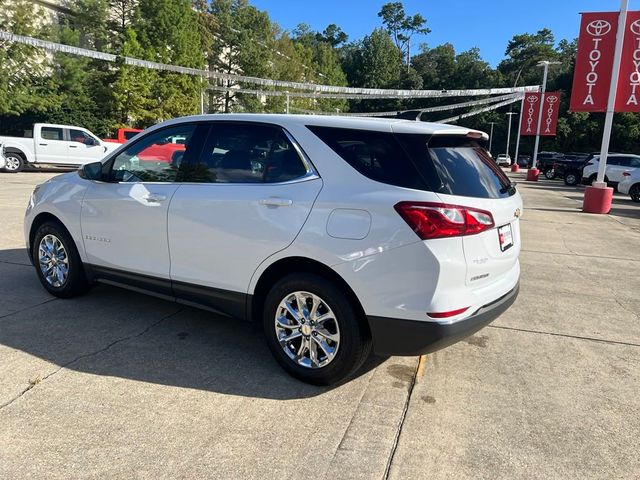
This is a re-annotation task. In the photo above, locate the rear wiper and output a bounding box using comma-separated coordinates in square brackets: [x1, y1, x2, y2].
[500, 181, 517, 194]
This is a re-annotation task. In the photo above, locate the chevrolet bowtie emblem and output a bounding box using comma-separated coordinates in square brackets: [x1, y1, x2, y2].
[514, 208, 522, 218]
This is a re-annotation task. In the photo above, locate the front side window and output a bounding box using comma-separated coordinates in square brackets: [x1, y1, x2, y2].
[69, 129, 94, 144]
[188, 123, 308, 184]
[109, 124, 197, 183]
[41, 127, 63, 141]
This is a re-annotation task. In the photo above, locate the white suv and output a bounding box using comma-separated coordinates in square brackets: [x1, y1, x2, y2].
[581, 154, 640, 188]
[24, 114, 522, 384]
[618, 168, 640, 202]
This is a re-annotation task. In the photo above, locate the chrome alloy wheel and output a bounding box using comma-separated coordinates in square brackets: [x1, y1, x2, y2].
[274, 291, 340, 369]
[4, 154, 21, 171]
[38, 234, 69, 287]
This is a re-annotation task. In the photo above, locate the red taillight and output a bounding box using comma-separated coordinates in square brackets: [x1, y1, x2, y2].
[394, 202, 495, 240]
[427, 307, 469, 318]
[623, 171, 631, 176]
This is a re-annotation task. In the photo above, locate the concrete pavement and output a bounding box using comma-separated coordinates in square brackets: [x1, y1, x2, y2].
[0, 170, 638, 479]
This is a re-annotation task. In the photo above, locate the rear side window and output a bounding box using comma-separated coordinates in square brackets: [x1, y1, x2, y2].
[306, 126, 427, 190]
[190, 123, 309, 184]
[308, 126, 514, 198]
[41, 127, 63, 141]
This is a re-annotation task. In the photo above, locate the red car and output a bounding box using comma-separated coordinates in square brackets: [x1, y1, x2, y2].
[103, 128, 185, 163]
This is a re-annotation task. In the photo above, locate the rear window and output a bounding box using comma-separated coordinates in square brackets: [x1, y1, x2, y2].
[399, 134, 515, 198]
[124, 130, 140, 140]
[308, 126, 515, 198]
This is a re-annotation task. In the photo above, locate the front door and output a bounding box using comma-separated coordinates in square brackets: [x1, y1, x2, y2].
[168, 122, 322, 316]
[80, 123, 201, 289]
[67, 128, 105, 165]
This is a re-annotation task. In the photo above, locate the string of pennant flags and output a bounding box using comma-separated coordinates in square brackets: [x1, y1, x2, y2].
[288, 93, 523, 121]
[0, 30, 540, 100]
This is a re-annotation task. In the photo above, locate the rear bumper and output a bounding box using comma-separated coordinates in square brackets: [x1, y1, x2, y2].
[367, 282, 519, 356]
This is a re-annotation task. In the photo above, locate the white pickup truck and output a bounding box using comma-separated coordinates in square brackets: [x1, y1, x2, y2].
[0, 123, 120, 173]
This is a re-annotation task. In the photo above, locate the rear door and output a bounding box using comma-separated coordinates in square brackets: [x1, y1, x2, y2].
[35, 126, 67, 164]
[606, 156, 628, 183]
[168, 122, 322, 316]
[397, 134, 522, 289]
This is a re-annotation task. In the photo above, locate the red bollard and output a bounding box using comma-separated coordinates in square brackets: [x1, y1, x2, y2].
[510, 164, 520, 172]
[583, 185, 613, 214]
[526, 168, 539, 181]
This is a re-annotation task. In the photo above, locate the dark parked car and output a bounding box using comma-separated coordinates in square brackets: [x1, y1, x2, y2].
[536, 152, 564, 179]
[554, 156, 591, 186]
[516, 154, 531, 168]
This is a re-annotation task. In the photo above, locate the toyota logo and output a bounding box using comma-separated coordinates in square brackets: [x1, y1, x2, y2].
[630, 19, 640, 36]
[546, 95, 559, 104]
[526, 95, 539, 104]
[586, 19, 612, 37]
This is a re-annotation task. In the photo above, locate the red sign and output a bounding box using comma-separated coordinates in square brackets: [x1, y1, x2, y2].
[570, 12, 619, 112]
[540, 92, 561, 136]
[520, 92, 541, 136]
[520, 92, 561, 136]
[615, 11, 640, 111]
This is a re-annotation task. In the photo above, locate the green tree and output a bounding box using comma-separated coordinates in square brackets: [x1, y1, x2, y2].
[316, 24, 348, 47]
[498, 29, 559, 86]
[378, 2, 430, 71]
[206, 0, 274, 112]
[135, 0, 204, 120]
[0, 0, 59, 124]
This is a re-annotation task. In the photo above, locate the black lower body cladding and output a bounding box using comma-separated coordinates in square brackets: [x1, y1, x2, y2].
[367, 283, 520, 356]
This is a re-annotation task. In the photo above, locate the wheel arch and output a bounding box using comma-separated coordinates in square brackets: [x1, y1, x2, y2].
[249, 256, 370, 337]
[3, 144, 33, 163]
[28, 212, 68, 257]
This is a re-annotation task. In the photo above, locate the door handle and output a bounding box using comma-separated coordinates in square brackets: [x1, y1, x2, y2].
[143, 193, 167, 202]
[39, 143, 48, 146]
[259, 197, 293, 207]
[69, 145, 78, 148]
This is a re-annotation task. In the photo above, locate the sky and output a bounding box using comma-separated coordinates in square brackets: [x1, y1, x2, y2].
[250, 0, 633, 66]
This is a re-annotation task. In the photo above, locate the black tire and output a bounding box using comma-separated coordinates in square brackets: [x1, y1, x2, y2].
[588, 174, 609, 185]
[630, 184, 640, 203]
[262, 273, 371, 385]
[544, 168, 556, 180]
[564, 172, 579, 186]
[3, 152, 25, 173]
[32, 221, 90, 298]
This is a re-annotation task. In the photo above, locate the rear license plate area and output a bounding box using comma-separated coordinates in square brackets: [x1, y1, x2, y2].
[498, 223, 513, 252]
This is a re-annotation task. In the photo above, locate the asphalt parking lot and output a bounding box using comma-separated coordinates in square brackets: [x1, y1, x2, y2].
[1, 170, 639, 479]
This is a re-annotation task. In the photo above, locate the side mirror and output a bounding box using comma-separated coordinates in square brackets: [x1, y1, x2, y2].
[84, 137, 98, 146]
[79, 161, 103, 181]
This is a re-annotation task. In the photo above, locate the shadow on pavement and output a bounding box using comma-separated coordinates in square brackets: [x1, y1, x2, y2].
[1, 248, 384, 400]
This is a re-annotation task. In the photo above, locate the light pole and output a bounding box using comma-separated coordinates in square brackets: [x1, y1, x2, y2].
[513, 95, 525, 167]
[488, 122, 497, 154]
[505, 112, 517, 162]
[511, 67, 525, 169]
[531, 60, 561, 172]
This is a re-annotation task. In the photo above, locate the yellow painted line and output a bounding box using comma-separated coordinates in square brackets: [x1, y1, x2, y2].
[416, 355, 427, 380]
